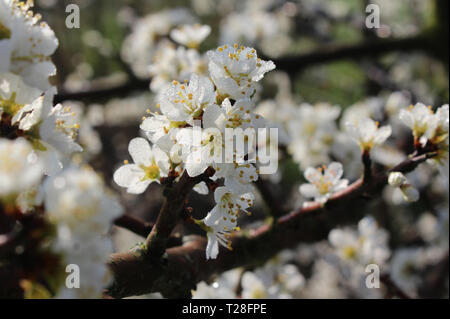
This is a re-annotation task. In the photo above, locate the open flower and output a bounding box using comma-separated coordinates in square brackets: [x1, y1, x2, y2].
[204, 222, 234, 260]
[345, 117, 392, 152]
[170, 24, 211, 49]
[0, 0, 58, 90]
[204, 186, 254, 230]
[0, 72, 43, 130]
[214, 163, 258, 193]
[299, 162, 348, 204]
[159, 74, 215, 125]
[399, 103, 439, 146]
[113, 137, 170, 194]
[207, 44, 275, 100]
[37, 90, 83, 175]
[329, 216, 390, 265]
[0, 137, 43, 198]
[175, 102, 229, 177]
[388, 171, 420, 203]
[148, 42, 207, 92]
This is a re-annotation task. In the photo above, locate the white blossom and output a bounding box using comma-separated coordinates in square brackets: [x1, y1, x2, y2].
[0, 137, 43, 197]
[203, 186, 254, 230]
[388, 172, 407, 188]
[113, 137, 170, 194]
[399, 103, 439, 146]
[388, 171, 420, 203]
[299, 162, 348, 204]
[0, 0, 58, 90]
[329, 216, 390, 266]
[121, 8, 195, 79]
[44, 166, 123, 298]
[0, 72, 43, 130]
[36, 90, 83, 175]
[345, 117, 392, 152]
[149, 41, 207, 93]
[170, 24, 211, 48]
[159, 74, 215, 125]
[207, 44, 275, 100]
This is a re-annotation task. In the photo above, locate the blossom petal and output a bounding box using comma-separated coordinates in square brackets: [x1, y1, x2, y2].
[113, 164, 144, 189]
[129, 137, 153, 166]
[206, 231, 219, 260]
[299, 183, 317, 199]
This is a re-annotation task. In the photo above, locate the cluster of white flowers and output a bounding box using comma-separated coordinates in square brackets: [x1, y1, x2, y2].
[0, 73, 82, 176]
[193, 250, 305, 299]
[121, 8, 196, 79]
[329, 216, 391, 267]
[400, 103, 449, 159]
[0, 1, 81, 207]
[0, 1, 124, 299]
[114, 43, 275, 259]
[0, 0, 58, 90]
[0, 137, 43, 200]
[43, 166, 123, 298]
[218, 0, 292, 58]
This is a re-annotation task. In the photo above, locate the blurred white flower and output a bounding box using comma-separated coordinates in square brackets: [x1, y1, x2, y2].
[170, 24, 211, 48]
[388, 171, 420, 203]
[121, 8, 195, 79]
[388, 172, 407, 188]
[399, 103, 438, 146]
[44, 166, 123, 299]
[0, 137, 43, 197]
[345, 117, 392, 152]
[329, 216, 390, 266]
[390, 248, 425, 296]
[299, 162, 348, 204]
[149, 41, 208, 93]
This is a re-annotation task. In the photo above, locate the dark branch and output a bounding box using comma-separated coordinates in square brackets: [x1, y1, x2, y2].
[54, 35, 429, 104]
[106, 151, 435, 298]
[144, 168, 216, 260]
[114, 214, 154, 238]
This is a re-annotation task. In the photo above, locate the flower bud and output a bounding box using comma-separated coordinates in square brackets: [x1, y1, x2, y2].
[400, 184, 420, 203]
[388, 172, 407, 188]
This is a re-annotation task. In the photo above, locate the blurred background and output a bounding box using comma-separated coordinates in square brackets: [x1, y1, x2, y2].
[30, 0, 449, 298]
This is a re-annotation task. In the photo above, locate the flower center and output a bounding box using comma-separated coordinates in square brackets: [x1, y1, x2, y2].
[343, 246, 357, 260]
[251, 288, 268, 299]
[1, 93, 24, 116]
[143, 164, 160, 180]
